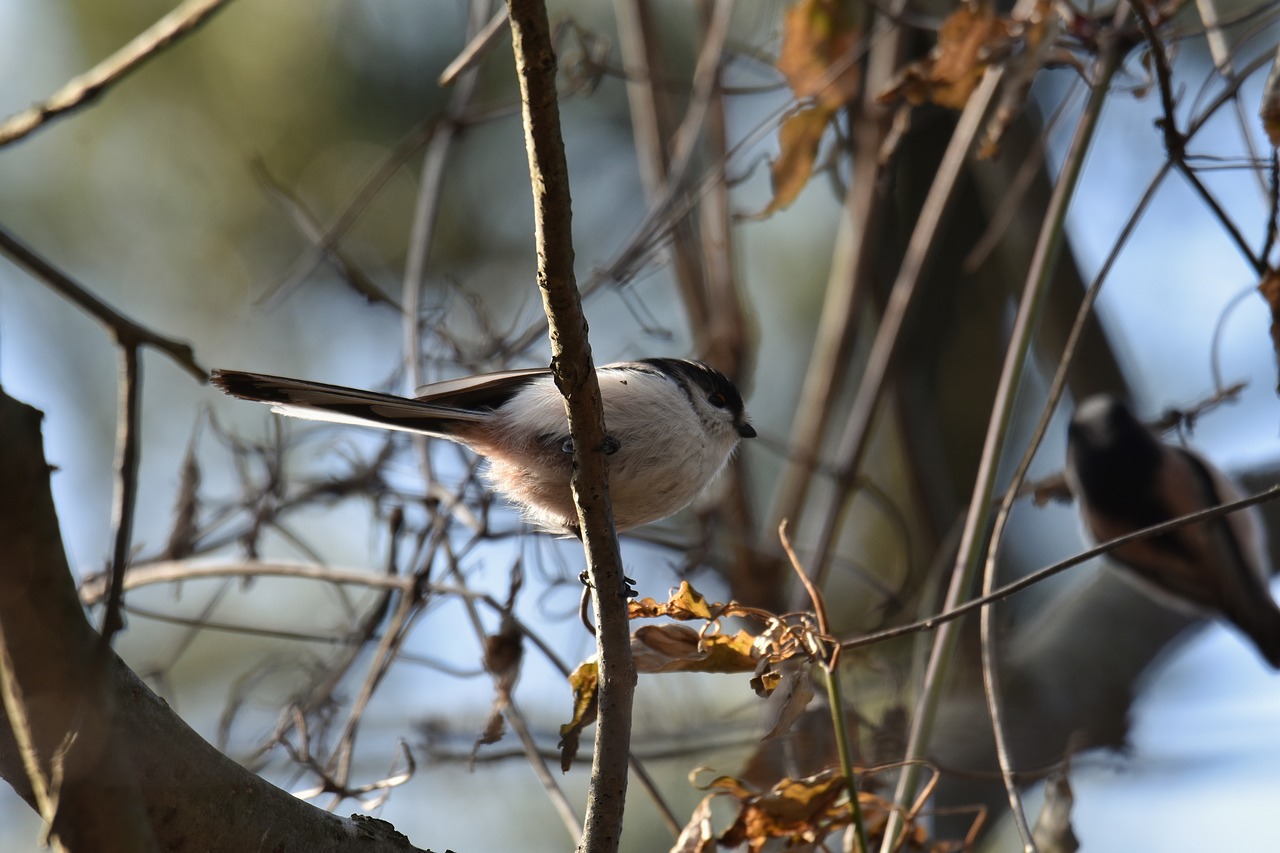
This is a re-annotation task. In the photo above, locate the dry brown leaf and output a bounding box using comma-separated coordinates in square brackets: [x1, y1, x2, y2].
[632, 624, 761, 674]
[751, 666, 783, 698]
[669, 794, 719, 853]
[472, 615, 524, 753]
[878, 5, 1012, 110]
[777, 0, 862, 109]
[1263, 44, 1280, 145]
[717, 769, 848, 849]
[629, 580, 716, 620]
[760, 663, 815, 739]
[484, 614, 523, 693]
[979, 0, 1062, 157]
[1259, 270, 1280, 392]
[753, 0, 862, 218]
[688, 767, 913, 851]
[763, 106, 833, 217]
[557, 660, 598, 771]
[474, 707, 506, 749]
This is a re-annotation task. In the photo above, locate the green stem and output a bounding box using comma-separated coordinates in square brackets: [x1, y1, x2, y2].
[823, 660, 869, 853]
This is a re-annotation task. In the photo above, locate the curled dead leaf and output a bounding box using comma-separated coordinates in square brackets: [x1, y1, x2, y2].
[716, 769, 850, 849]
[753, 0, 863, 218]
[761, 106, 833, 217]
[472, 615, 524, 756]
[557, 660, 598, 772]
[632, 624, 761, 674]
[1262, 43, 1280, 146]
[760, 662, 815, 740]
[669, 795, 718, 853]
[878, 5, 1012, 110]
[483, 615, 523, 695]
[1259, 270, 1280, 392]
[629, 580, 716, 621]
[777, 0, 863, 109]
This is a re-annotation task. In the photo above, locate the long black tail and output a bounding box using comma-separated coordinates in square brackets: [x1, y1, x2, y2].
[211, 370, 482, 437]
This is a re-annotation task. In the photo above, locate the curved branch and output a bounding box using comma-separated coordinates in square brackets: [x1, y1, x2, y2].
[0, 226, 207, 382]
[0, 0, 236, 148]
[0, 388, 437, 852]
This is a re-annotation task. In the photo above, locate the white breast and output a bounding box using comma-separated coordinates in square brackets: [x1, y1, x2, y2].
[483, 370, 740, 531]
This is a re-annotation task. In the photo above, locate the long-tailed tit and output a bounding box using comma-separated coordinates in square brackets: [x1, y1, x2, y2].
[212, 358, 755, 533]
[1065, 394, 1280, 667]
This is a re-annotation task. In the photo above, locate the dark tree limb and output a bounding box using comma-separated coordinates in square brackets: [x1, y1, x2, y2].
[0, 387, 440, 853]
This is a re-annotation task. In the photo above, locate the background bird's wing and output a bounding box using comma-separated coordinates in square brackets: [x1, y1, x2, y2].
[1095, 447, 1277, 633]
[212, 370, 488, 436]
[1172, 449, 1280, 661]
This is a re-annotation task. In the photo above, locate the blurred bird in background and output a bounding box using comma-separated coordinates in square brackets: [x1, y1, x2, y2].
[1065, 395, 1280, 668]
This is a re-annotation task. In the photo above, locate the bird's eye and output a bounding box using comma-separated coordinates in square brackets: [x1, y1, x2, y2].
[707, 392, 727, 408]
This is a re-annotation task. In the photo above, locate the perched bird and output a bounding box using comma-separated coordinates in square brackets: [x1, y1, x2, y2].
[212, 358, 755, 533]
[1065, 394, 1280, 667]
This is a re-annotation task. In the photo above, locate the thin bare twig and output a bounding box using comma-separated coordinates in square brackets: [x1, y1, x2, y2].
[0, 226, 207, 381]
[100, 345, 144, 645]
[841, 482, 1280, 653]
[808, 55, 1008, 597]
[872, 3, 1108, 847]
[439, 8, 511, 87]
[1129, 0, 1264, 274]
[971, 33, 1125, 850]
[0, 0, 236, 147]
[251, 162, 401, 311]
[505, 0, 633, 849]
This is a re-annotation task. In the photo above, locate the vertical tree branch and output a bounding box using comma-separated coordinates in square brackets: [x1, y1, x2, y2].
[884, 15, 1128, 851]
[504, 0, 635, 850]
[808, 57, 1009, 599]
[100, 346, 143, 644]
[973, 37, 1125, 850]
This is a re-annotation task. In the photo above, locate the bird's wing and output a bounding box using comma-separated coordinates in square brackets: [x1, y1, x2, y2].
[412, 367, 552, 409]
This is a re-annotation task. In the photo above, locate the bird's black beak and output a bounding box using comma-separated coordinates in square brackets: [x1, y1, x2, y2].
[737, 422, 757, 438]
